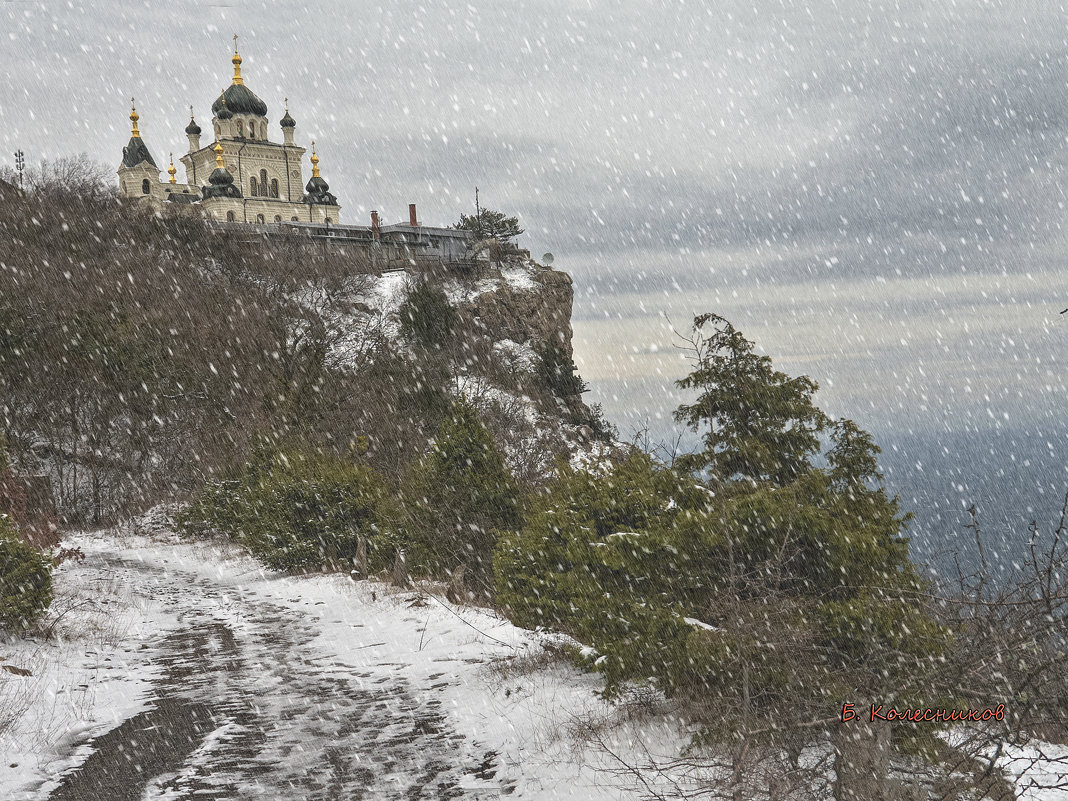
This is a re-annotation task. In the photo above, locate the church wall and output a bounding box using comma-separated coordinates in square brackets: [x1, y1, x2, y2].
[118, 163, 163, 202]
[309, 204, 340, 224]
[181, 141, 305, 202]
[200, 196, 341, 224]
[230, 145, 305, 203]
[230, 114, 271, 143]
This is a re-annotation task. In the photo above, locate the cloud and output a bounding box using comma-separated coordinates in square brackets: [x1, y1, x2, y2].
[4, 0, 1068, 455]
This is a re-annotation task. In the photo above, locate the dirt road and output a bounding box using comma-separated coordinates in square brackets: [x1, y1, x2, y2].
[46, 550, 509, 801]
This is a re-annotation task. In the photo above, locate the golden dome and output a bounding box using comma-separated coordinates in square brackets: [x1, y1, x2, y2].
[129, 99, 140, 138]
[231, 34, 244, 85]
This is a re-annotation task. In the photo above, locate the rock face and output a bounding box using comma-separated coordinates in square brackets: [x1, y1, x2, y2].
[464, 261, 575, 357]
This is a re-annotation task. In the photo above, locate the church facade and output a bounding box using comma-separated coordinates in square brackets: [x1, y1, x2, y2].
[117, 44, 341, 224]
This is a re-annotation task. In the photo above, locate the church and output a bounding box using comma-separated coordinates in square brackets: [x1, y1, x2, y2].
[117, 41, 341, 224]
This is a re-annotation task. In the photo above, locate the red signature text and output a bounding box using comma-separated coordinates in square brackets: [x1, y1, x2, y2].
[841, 703, 1005, 723]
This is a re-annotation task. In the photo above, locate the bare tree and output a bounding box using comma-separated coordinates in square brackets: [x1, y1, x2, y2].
[0, 154, 116, 202]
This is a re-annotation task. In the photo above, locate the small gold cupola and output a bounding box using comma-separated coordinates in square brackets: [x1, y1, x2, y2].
[129, 98, 140, 138]
[168, 153, 177, 184]
[304, 142, 336, 206]
[231, 34, 244, 85]
[214, 139, 226, 168]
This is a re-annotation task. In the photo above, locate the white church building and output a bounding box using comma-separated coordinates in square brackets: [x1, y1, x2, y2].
[117, 42, 341, 224]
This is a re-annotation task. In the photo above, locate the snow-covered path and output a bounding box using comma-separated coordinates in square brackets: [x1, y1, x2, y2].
[47, 549, 506, 800]
[3, 533, 674, 801]
[5, 532, 1068, 800]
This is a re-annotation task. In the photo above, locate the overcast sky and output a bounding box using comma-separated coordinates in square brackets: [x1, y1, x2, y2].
[5, 1, 1068, 534]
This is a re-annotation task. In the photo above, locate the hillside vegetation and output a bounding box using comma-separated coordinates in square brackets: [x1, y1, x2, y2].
[3, 177, 1068, 799]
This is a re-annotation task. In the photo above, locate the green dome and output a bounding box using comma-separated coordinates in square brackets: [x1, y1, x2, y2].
[209, 167, 233, 185]
[203, 166, 242, 199]
[304, 175, 336, 206]
[121, 137, 157, 169]
[215, 94, 234, 121]
[212, 83, 267, 117]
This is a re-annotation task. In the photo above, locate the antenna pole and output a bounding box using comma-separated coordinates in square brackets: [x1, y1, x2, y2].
[13, 150, 24, 189]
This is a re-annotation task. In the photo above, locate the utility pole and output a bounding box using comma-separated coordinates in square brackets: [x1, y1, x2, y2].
[475, 186, 481, 238]
[13, 150, 24, 189]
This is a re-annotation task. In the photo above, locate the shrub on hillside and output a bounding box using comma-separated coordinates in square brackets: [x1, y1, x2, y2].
[534, 340, 588, 400]
[496, 315, 947, 740]
[403, 399, 522, 596]
[178, 450, 395, 573]
[495, 450, 719, 694]
[0, 516, 53, 633]
[532, 341, 614, 443]
[397, 281, 457, 350]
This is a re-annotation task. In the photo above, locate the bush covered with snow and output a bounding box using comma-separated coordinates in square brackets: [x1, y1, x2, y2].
[178, 449, 396, 573]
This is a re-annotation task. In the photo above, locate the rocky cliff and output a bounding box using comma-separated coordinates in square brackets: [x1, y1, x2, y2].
[462, 260, 575, 357]
[338, 252, 609, 473]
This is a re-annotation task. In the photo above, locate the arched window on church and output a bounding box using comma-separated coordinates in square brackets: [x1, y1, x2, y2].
[291, 216, 298, 222]
[248, 123, 255, 140]
[274, 215, 282, 222]
[256, 213, 265, 224]
[226, 211, 236, 222]
[270, 179, 279, 198]
[260, 170, 268, 197]
[141, 179, 150, 194]
[250, 177, 258, 196]
[237, 120, 244, 137]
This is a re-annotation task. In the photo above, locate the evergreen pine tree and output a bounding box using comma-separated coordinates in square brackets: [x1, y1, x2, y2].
[405, 399, 521, 596]
[673, 313, 828, 485]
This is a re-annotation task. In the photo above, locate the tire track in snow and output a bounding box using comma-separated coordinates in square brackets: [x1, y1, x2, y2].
[46, 552, 510, 801]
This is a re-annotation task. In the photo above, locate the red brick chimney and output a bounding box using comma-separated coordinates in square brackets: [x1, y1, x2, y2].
[408, 203, 418, 227]
[370, 210, 380, 241]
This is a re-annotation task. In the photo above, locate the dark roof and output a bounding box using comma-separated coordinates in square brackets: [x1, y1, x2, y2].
[215, 94, 233, 120]
[166, 191, 200, 204]
[304, 175, 337, 205]
[212, 83, 267, 117]
[185, 118, 202, 135]
[202, 166, 242, 199]
[121, 136, 157, 169]
[280, 110, 295, 128]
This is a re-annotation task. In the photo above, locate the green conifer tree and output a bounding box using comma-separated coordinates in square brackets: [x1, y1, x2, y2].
[405, 399, 521, 596]
[673, 313, 828, 484]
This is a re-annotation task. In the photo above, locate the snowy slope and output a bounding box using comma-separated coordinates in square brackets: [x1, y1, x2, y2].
[5, 527, 1063, 800]
[0, 528, 691, 800]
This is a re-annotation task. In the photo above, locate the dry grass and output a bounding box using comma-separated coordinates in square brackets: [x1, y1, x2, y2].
[486, 637, 577, 682]
[0, 556, 133, 743]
